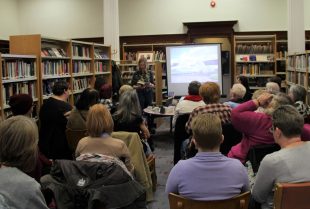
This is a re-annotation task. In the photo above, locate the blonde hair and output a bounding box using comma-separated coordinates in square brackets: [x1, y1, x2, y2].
[86, 104, 114, 137]
[252, 89, 267, 100]
[0, 116, 38, 173]
[199, 82, 221, 104]
[119, 84, 133, 96]
[192, 113, 222, 149]
[230, 83, 246, 99]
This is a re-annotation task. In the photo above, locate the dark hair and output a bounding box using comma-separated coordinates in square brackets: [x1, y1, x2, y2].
[52, 80, 69, 96]
[75, 88, 99, 110]
[94, 77, 106, 92]
[9, 94, 33, 115]
[268, 76, 282, 89]
[100, 84, 112, 99]
[272, 105, 304, 138]
[188, 81, 201, 95]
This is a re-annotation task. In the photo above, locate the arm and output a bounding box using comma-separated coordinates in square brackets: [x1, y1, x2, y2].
[140, 122, 150, 139]
[251, 156, 275, 203]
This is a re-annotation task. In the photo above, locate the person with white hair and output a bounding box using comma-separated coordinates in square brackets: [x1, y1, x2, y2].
[266, 82, 280, 94]
[224, 83, 246, 108]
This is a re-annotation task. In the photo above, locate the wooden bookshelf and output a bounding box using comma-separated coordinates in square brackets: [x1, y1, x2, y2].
[234, 35, 277, 91]
[0, 53, 39, 119]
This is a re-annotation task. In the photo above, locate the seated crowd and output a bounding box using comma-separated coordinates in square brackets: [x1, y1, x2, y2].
[1, 75, 310, 209]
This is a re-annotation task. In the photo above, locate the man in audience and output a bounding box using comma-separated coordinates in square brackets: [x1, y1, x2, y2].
[172, 81, 205, 127]
[166, 113, 249, 200]
[252, 105, 310, 209]
[224, 83, 246, 108]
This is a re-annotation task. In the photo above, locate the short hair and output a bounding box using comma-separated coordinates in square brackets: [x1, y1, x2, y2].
[289, 85, 307, 102]
[52, 80, 69, 96]
[266, 92, 293, 115]
[266, 82, 280, 94]
[0, 116, 38, 173]
[86, 104, 114, 136]
[230, 83, 246, 99]
[138, 57, 148, 66]
[99, 84, 112, 99]
[199, 82, 221, 104]
[188, 81, 201, 95]
[75, 88, 99, 110]
[119, 84, 133, 96]
[191, 113, 222, 149]
[94, 77, 106, 92]
[9, 94, 33, 115]
[272, 105, 304, 138]
[268, 76, 282, 90]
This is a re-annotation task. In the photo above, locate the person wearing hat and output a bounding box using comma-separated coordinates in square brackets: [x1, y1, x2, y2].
[8, 93, 34, 118]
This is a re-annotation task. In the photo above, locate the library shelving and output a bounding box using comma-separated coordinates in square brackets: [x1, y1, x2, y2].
[276, 40, 288, 90]
[234, 35, 277, 91]
[9, 34, 112, 106]
[0, 53, 39, 119]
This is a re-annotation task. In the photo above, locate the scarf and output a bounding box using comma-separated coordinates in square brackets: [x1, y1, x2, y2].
[184, 95, 202, 102]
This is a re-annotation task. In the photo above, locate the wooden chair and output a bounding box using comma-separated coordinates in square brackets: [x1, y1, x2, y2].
[65, 128, 87, 152]
[147, 154, 157, 192]
[274, 182, 310, 209]
[173, 114, 190, 164]
[168, 192, 250, 209]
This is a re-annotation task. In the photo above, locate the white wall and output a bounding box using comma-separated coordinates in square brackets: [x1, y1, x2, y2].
[0, 0, 20, 39]
[17, 0, 103, 39]
[119, 0, 288, 36]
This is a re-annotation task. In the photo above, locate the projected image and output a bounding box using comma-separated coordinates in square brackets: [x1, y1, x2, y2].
[170, 45, 219, 83]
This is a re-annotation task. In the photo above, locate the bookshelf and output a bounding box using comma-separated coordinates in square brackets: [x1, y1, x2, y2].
[9, 35, 112, 106]
[276, 40, 288, 90]
[0, 54, 39, 119]
[234, 35, 277, 91]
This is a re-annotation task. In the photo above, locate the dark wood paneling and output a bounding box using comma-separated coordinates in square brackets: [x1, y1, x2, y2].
[0, 39, 9, 53]
[72, 37, 104, 44]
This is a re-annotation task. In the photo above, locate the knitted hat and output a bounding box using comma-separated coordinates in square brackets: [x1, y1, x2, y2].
[9, 94, 33, 115]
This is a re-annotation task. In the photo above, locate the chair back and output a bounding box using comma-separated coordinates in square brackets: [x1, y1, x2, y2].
[173, 113, 190, 164]
[274, 182, 310, 209]
[65, 128, 87, 152]
[220, 123, 242, 155]
[247, 143, 280, 173]
[168, 192, 250, 209]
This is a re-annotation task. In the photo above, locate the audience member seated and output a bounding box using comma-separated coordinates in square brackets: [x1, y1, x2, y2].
[94, 77, 115, 113]
[75, 104, 134, 172]
[8, 93, 34, 118]
[224, 83, 246, 108]
[266, 82, 280, 94]
[172, 81, 205, 127]
[119, 84, 133, 96]
[237, 75, 252, 101]
[252, 105, 310, 209]
[67, 88, 99, 130]
[0, 116, 48, 209]
[288, 84, 310, 120]
[113, 89, 152, 155]
[39, 80, 73, 160]
[267, 76, 282, 92]
[185, 82, 231, 134]
[166, 114, 249, 200]
[228, 92, 292, 163]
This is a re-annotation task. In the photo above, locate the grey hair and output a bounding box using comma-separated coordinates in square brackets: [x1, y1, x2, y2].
[231, 83, 246, 99]
[265, 92, 293, 115]
[113, 89, 141, 123]
[266, 82, 280, 94]
[272, 105, 304, 137]
[289, 85, 307, 102]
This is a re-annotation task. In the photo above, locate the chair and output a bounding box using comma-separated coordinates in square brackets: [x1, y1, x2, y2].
[220, 123, 242, 156]
[246, 143, 280, 173]
[147, 154, 157, 192]
[274, 182, 310, 209]
[168, 192, 250, 209]
[173, 114, 190, 164]
[65, 128, 87, 152]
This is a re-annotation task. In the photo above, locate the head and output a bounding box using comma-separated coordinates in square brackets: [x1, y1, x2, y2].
[94, 77, 106, 93]
[252, 89, 267, 100]
[114, 89, 141, 122]
[188, 81, 201, 96]
[288, 85, 307, 103]
[272, 105, 304, 143]
[86, 104, 114, 137]
[266, 82, 280, 94]
[138, 57, 148, 72]
[191, 113, 223, 151]
[230, 83, 246, 101]
[119, 84, 133, 96]
[52, 80, 69, 98]
[99, 84, 112, 99]
[0, 116, 38, 173]
[9, 94, 33, 116]
[75, 88, 99, 111]
[199, 82, 221, 104]
[237, 76, 250, 89]
[265, 92, 293, 115]
[268, 76, 282, 90]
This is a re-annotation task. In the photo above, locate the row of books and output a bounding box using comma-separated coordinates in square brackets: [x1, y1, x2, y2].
[236, 44, 273, 54]
[276, 51, 287, 59]
[236, 63, 275, 75]
[297, 72, 307, 86]
[154, 51, 166, 61]
[41, 60, 70, 76]
[72, 61, 91, 74]
[41, 47, 67, 58]
[2, 61, 36, 80]
[123, 52, 136, 61]
[72, 45, 90, 58]
[94, 49, 109, 59]
[42, 79, 67, 96]
[94, 62, 108, 73]
[3, 82, 36, 103]
[288, 55, 310, 69]
[73, 77, 90, 92]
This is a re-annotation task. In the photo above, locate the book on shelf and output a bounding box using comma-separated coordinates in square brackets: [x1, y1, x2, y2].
[2, 61, 36, 80]
[94, 49, 109, 59]
[41, 47, 67, 57]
